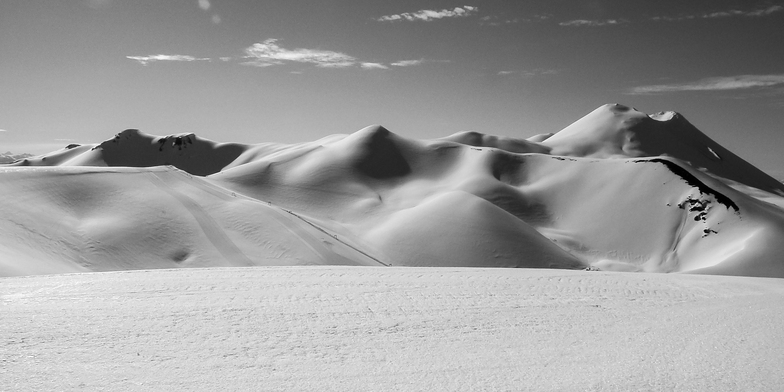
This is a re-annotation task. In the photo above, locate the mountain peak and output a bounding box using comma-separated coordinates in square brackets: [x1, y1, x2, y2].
[542, 104, 784, 194]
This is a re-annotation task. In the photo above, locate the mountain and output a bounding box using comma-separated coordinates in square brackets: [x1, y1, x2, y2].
[541, 104, 784, 195]
[2, 104, 783, 277]
[0, 151, 33, 164]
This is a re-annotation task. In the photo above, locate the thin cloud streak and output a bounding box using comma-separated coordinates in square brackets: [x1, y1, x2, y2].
[360, 62, 389, 70]
[243, 39, 356, 68]
[746, 5, 784, 16]
[391, 59, 425, 67]
[652, 5, 784, 21]
[126, 54, 210, 66]
[127, 42, 440, 71]
[377, 6, 477, 22]
[628, 74, 784, 94]
[497, 69, 559, 77]
[480, 14, 550, 26]
[559, 19, 628, 27]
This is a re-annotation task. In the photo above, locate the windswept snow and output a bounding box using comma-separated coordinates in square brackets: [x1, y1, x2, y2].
[3, 267, 784, 391]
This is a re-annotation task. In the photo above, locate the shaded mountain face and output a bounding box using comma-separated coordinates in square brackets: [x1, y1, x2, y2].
[2, 104, 784, 277]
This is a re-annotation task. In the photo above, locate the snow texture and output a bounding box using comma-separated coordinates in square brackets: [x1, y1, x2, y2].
[3, 267, 784, 391]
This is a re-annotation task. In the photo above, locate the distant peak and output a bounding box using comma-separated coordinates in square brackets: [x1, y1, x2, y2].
[355, 125, 392, 138]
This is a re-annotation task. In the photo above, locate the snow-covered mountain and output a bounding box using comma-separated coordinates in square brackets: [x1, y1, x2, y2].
[0, 151, 33, 164]
[3, 104, 784, 277]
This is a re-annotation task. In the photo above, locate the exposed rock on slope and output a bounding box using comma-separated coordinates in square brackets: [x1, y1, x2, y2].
[10, 129, 249, 176]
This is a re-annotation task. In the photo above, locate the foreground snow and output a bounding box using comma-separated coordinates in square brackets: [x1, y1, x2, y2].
[3, 267, 784, 391]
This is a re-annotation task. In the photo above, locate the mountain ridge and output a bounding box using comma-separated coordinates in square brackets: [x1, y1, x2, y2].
[3, 104, 783, 277]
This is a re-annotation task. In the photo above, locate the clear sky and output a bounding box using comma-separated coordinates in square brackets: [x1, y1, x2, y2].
[2, 0, 783, 178]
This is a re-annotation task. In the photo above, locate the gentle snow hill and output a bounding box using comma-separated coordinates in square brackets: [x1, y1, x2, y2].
[0, 166, 384, 276]
[3, 104, 784, 277]
[3, 267, 784, 391]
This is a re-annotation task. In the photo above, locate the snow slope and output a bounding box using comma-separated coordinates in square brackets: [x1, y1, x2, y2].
[3, 104, 784, 277]
[3, 267, 784, 391]
[0, 166, 383, 276]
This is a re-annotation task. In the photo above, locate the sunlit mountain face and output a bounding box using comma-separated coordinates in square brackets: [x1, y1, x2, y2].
[2, 104, 784, 277]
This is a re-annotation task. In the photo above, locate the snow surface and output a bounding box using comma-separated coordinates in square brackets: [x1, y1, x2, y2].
[3, 267, 784, 391]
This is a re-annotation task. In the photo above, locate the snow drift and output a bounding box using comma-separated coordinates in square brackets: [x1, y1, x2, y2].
[3, 104, 784, 277]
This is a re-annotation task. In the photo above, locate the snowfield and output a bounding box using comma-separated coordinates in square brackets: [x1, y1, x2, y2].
[3, 267, 784, 391]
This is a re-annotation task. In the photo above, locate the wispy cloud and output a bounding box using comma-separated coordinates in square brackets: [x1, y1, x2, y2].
[126, 54, 210, 66]
[497, 69, 559, 77]
[652, 5, 784, 21]
[128, 41, 443, 71]
[480, 14, 550, 26]
[559, 18, 628, 27]
[198, 0, 210, 11]
[390, 59, 425, 67]
[377, 6, 478, 22]
[360, 62, 389, 70]
[243, 39, 357, 68]
[628, 74, 784, 94]
[746, 5, 784, 16]
[0, 128, 7, 132]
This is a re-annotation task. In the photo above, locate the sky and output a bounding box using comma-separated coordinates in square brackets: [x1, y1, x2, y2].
[1, 0, 783, 178]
